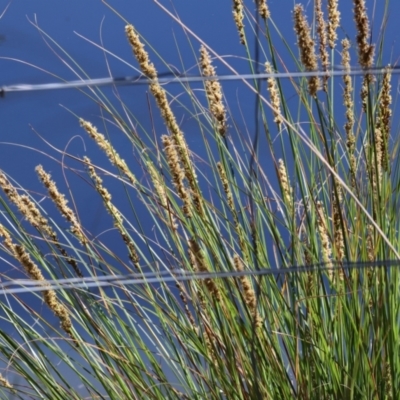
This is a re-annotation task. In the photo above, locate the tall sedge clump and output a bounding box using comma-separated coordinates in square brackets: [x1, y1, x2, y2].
[341, 39, 357, 188]
[327, 0, 340, 49]
[265, 62, 283, 126]
[353, 0, 375, 111]
[0, 226, 75, 343]
[85, 157, 140, 268]
[199, 45, 227, 137]
[232, 0, 245, 45]
[293, 4, 320, 96]
[2, 2, 400, 397]
[376, 67, 392, 172]
[125, 25, 203, 215]
[0, 172, 83, 277]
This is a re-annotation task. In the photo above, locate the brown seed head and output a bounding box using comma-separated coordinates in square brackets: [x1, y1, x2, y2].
[234, 254, 262, 328]
[217, 162, 234, 211]
[189, 239, 221, 301]
[377, 68, 392, 171]
[232, 0, 246, 45]
[0, 373, 12, 390]
[353, 0, 375, 68]
[378, 68, 392, 136]
[0, 225, 74, 339]
[199, 45, 227, 137]
[366, 224, 375, 262]
[327, 0, 340, 49]
[0, 172, 51, 235]
[0, 172, 82, 277]
[277, 159, 293, 212]
[162, 136, 192, 218]
[374, 128, 383, 183]
[341, 39, 356, 185]
[147, 161, 178, 231]
[315, 0, 329, 69]
[316, 201, 333, 278]
[80, 119, 136, 185]
[265, 62, 283, 126]
[315, 0, 330, 91]
[124, 25, 198, 202]
[332, 181, 345, 264]
[257, 0, 270, 20]
[148, 82, 197, 197]
[85, 157, 140, 267]
[84, 157, 123, 224]
[36, 165, 87, 245]
[125, 25, 157, 79]
[293, 4, 320, 96]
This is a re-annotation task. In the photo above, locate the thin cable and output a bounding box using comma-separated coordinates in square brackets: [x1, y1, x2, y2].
[1, 66, 399, 96]
[0, 259, 398, 295]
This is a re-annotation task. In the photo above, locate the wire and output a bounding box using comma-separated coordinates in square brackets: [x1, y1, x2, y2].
[1, 66, 399, 96]
[0, 259, 398, 295]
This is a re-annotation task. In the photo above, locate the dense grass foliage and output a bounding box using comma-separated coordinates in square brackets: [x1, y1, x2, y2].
[0, 0, 399, 398]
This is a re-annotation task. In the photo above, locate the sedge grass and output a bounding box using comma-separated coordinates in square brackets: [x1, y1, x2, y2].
[0, 0, 399, 398]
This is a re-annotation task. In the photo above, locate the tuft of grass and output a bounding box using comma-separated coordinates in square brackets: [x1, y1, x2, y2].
[0, 1, 399, 398]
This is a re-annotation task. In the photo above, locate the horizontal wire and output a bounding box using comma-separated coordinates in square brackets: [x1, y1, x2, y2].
[0, 259, 398, 295]
[1, 66, 399, 96]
